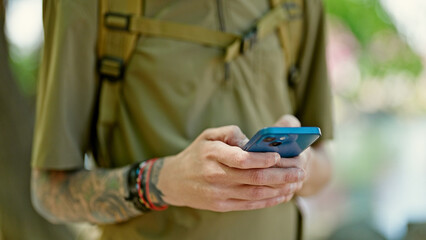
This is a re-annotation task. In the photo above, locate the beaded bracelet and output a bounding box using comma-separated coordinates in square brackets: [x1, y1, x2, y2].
[126, 159, 168, 212]
[125, 162, 150, 212]
[136, 162, 150, 208]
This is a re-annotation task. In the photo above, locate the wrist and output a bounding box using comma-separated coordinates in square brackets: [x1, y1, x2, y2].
[145, 158, 168, 210]
[125, 159, 169, 212]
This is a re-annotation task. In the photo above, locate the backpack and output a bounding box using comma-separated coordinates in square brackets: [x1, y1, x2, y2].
[95, 0, 304, 166]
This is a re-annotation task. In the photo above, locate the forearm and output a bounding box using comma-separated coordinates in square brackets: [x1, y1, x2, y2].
[297, 141, 332, 196]
[31, 166, 142, 224]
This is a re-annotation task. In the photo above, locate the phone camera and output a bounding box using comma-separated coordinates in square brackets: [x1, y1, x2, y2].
[269, 142, 282, 147]
[263, 137, 276, 142]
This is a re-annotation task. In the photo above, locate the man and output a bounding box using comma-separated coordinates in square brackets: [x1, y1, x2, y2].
[31, 0, 333, 239]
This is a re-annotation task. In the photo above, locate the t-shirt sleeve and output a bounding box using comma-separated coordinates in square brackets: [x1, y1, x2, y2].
[295, 0, 334, 141]
[32, 0, 98, 169]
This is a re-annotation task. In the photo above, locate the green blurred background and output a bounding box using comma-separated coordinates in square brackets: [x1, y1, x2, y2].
[1, 0, 426, 239]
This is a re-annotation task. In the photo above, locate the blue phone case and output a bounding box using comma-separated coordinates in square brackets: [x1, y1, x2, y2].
[243, 127, 321, 158]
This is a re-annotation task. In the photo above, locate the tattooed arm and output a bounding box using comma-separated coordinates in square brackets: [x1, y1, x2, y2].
[32, 124, 313, 223]
[31, 160, 166, 224]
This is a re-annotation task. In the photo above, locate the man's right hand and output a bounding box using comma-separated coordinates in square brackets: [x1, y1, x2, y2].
[157, 126, 306, 212]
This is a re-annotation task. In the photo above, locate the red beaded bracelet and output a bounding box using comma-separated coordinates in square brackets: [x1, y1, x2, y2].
[145, 159, 168, 211]
[136, 162, 150, 209]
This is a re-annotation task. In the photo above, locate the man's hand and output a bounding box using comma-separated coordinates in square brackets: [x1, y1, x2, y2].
[156, 125, 306, 212]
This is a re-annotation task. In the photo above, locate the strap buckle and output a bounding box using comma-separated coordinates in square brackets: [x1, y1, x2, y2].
[288, 64, 300, 86]
[104, 12, 132, 31]
[98, 56, 125, 82]
[282, 2, 303, 20]
[240, 27, 258, 54]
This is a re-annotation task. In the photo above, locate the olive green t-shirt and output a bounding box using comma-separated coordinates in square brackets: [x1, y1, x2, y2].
[32, 0, 333, 239]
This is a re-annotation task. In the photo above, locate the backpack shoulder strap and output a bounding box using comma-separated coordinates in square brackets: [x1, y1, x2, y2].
[269, 0, 304, 111]
[97, 0, 142, 80]
[269, 0, 304, 76]
[95, 0, 142, 167]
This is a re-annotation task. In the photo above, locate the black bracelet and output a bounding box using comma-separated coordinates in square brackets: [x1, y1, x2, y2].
[125, 162, 151, 213]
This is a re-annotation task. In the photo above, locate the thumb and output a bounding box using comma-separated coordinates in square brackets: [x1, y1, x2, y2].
[273, 114, 301, 128]
[202, 125, 249, 147]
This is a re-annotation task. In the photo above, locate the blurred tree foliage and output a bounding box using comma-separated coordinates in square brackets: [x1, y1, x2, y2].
[324, 0, 423, 78]
[8, 46, 40, 96]
[4, 0, 41, 97]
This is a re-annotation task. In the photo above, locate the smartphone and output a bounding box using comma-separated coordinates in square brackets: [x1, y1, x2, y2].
[243, 127, 321, 158]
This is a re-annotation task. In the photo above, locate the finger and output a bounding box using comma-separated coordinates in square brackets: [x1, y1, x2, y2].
[274, 156, 305, 168]
[228, 167, 306, 185]
[273, 115, 301, 128]
[213, 194, 295, 212]
[225, 184, 298, 201]
[265, 183, 302, 192]
[274, 148, 311, 168]
[202, 125, 249, 147]
[210, 141, 280, 169]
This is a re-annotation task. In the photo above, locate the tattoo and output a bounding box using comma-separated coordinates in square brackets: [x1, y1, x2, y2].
[32, 167, 142, 224]
[146, 158, 167, 206]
